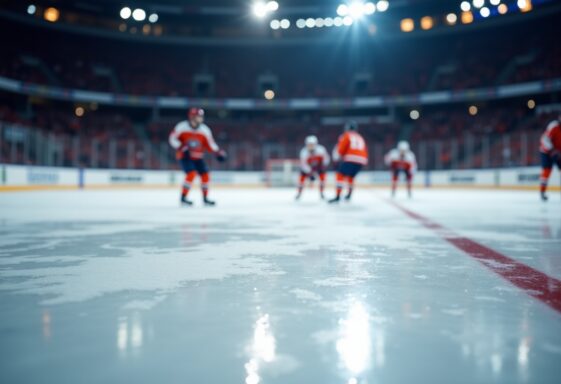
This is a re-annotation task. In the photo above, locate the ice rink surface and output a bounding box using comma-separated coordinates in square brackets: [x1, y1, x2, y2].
[0, 187, 560, 384]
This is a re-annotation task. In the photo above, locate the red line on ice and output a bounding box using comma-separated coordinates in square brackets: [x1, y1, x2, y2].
[388, 200, 561, 315]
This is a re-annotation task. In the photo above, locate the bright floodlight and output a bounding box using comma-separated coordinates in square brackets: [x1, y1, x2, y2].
[377, 0, 389, 12]
[473, 0, 485, 9]
[315, 18, 324, 28]
[264, 89, 275, 100]
[280, 19, 290, 29]
[253, 2, 268, 18]
[270, 19, 280, 29]
[337, 4, 349, 16]
[410, 110, 420, 120]
[296, 19, 306, 28]
[498, 3, 508, 14]
[334, 17, 344, 26]
[266, 1, 279, 12]
[343, 16, 354, 26]
[148, 13, 158, 23]
[324, 17, 334, 27]
[120, 7, 132, 19]
[27, 4, 37, 15]
[446, 13, 458, 24]
[490, 0, 501, 5]
[348, 2, 365, 19]
[460, 1, 471, 11]
[480, 6, 490, 17]
[132, 8, 146, 21]
[364, 2, 376, 15]
[305, 18, 315, 28]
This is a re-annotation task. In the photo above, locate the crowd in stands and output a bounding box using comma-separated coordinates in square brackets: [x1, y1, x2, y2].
[1, 15, 560, 99]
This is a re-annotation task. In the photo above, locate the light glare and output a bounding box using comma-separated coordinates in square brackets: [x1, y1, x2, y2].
[377, 0, 389, 12]
[132, 8, 146, 21]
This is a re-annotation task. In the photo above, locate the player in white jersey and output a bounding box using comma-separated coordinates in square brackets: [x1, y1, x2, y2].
[169, 108, 227, 206]
[296, 135, 330, 200]
[384, 141, 417, 198]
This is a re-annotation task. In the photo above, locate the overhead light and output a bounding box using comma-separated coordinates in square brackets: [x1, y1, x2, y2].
[490, 0, 501, 5]
[264, 89, 275, 100]
[461, 11, 474, 24]
[305, 18, 316, 28]
[120, 7, 131, 19]
[364, 2, 376, 15]
[498, 3, 508, 14]
[518, 0, 532, 12]
[280, 19, 290, 29]
[27, 4, 36, 15]
[410, 110, 420, 120]
[400, 18, 414, 32]
[337, 4, 349, 16]
[315, 18, 325, 28]
[420, 16, 434, 30]
[460, 1, 471, 12]
[148, 13, 158, 23]
[348, 2, 365, 19]
[446, 13, 458, 25]
[480, 7, 490, 17]
[527, 99, 536, 109]
[473, 0, 485, 9]
[266, 1, 279, 12]
[44, 7, 60, 22]
[270, 19, 280, 30]
[377, 1, 389, 12]
[324, 17, 334, 27]
[333, 17, 344, 27]
[469, 105, 478, 116]
[296, 19, 306, 28]
[132, 8, 146, 21]
[75, 106, 85, 117]
[252, 2, 268, 18]
[343, 16, 354, 26]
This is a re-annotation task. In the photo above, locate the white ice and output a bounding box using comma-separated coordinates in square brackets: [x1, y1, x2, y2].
[0, 187, 560, 384]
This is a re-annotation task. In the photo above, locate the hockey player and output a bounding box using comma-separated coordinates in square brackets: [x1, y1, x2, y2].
[169, 108, 227, 206]
[539, 117, 561, 201]
[385, 140, 417, 198]
[329, 121, 369, 203]
[296, 135, 330, 200]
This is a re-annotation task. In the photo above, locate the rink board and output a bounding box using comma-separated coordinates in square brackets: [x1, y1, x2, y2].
[0, 164, 559, 191]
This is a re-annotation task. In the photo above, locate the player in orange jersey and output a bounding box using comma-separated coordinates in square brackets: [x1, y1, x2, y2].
[539, 116, 561, 201]
[296, 135, 331, 200]
[328, 121, 368, 203]
[169, 108, 227, 206]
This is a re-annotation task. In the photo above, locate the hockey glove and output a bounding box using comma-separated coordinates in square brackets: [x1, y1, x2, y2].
[216, 149, 228, 163]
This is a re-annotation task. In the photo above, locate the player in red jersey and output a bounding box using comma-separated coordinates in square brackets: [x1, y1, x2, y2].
[169, 108, 227, 206]
[296, 135, 331, 200]
[539, 117, 561, 201]
[329, 121, 369, 203]
[384, 141, 417, 198]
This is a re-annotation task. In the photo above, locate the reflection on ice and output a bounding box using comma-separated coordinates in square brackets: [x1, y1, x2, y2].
[117, 315, 143, 356]
[245, 314, 276, 384]
[336, 301, 372, 382]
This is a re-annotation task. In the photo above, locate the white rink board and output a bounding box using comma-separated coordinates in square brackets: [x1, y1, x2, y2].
[1, 164, 79, 186]
[1, 164, 559, 188]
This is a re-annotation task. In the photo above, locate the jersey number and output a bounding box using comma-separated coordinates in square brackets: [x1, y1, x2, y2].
[349, 135, 365, 150]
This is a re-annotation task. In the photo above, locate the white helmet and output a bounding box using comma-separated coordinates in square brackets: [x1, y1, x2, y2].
[305, 135, 318, 146]
[398, 141, 410, 152]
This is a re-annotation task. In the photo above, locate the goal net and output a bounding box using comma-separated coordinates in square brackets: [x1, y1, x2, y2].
[265, 159, 301, 187]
